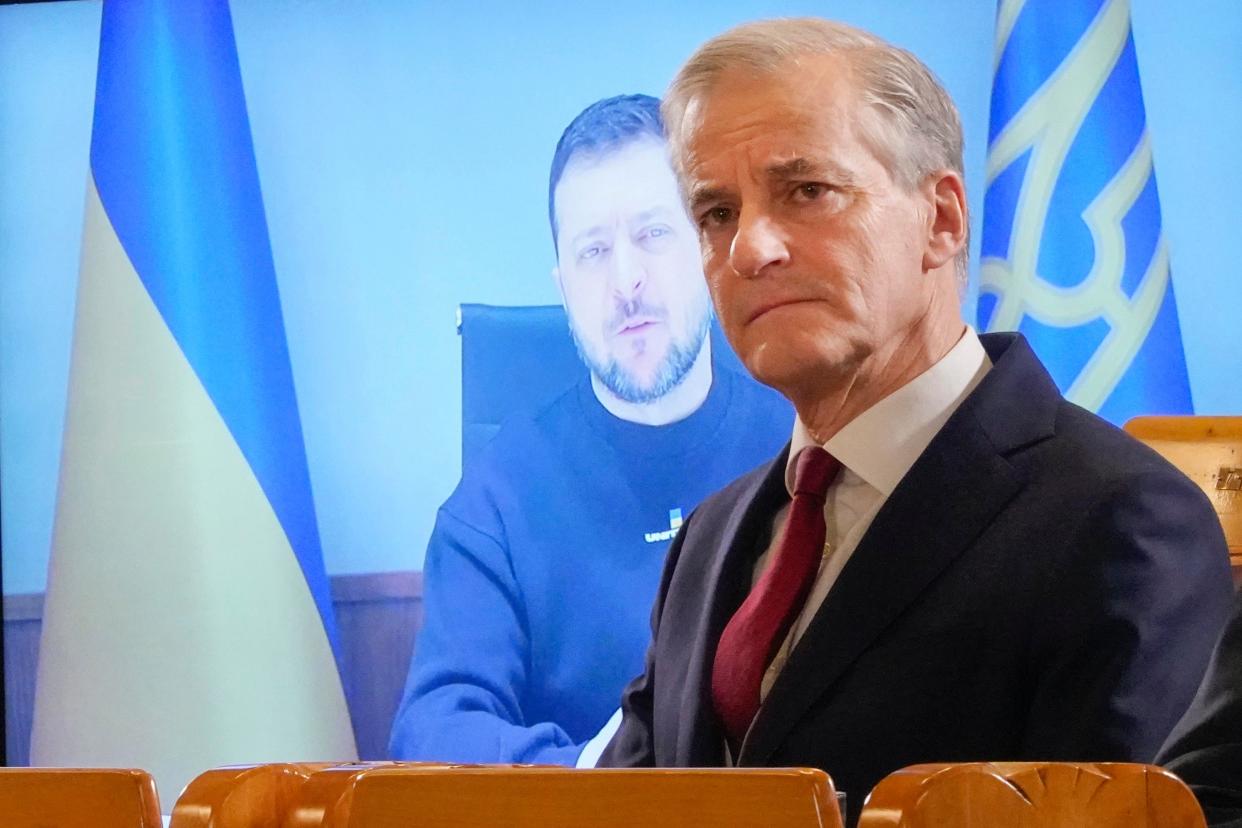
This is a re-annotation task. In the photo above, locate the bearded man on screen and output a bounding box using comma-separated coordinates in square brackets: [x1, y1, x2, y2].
[390, 94, 791, 767]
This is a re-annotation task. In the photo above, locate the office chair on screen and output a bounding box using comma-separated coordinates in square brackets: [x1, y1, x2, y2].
[457, 303, 747, 469]
[458, 304, 585, 468]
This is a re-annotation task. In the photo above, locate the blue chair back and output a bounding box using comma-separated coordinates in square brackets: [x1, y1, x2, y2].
[458, 304, 584, 466]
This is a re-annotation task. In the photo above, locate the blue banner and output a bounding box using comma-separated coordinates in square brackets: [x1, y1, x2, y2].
[978, 0, 1192, 424]
[91, 0, 340, 654]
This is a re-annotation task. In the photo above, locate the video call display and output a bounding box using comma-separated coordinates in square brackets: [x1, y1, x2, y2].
[1, 0, 1239, 798]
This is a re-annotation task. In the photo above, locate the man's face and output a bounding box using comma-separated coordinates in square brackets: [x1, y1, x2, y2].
[684, 55, 939, 396]
[554, 138, 712, 404]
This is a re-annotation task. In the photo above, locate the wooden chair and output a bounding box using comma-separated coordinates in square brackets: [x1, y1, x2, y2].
[1124, 416, 1242, 585]
[281, 764, 370, 828]
[169, 763, 335, 828]
[858, 762, 1205, 827]
[305, 766, 842, 828]
[0, 768, 162, 828]
[170, 762, 459, 828]
[283, 762, 453, 828]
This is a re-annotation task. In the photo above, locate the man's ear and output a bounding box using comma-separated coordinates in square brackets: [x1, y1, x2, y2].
[922, 170, 968, 272]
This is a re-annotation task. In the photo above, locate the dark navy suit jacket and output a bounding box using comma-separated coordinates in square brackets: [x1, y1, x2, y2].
[600, 333, 1233, 824]
[1160, 588, 1242, 827]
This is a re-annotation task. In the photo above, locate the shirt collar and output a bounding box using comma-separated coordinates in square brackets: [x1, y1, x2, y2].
[785, 327, 992, 498]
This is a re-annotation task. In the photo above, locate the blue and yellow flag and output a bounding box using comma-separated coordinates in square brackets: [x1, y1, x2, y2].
[31, 0, 356, 802]
[978, 0, 1192, 423]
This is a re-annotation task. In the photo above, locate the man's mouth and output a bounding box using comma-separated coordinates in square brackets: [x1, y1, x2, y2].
[747, 299, 815, 325]
[615, 317, 661, 335]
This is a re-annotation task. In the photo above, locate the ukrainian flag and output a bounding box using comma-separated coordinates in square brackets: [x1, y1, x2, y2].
[30, 0, 356, 803]
[978, 0, 1193, 423]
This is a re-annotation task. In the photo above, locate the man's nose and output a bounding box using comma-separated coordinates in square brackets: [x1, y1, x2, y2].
[728, 209, 790, 278]
[609, 238, 646, 300]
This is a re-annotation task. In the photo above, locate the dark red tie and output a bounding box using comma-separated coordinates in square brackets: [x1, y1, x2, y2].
[711, 446, 841, 749]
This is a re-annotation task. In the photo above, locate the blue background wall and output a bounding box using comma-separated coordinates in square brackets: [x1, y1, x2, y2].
[2, 0, 1239, 593]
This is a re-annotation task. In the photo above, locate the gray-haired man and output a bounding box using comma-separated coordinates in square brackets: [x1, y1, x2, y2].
[600, 19, 1231, 821]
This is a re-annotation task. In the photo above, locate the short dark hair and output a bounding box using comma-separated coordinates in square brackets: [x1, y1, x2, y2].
[548, 94, 665, 246]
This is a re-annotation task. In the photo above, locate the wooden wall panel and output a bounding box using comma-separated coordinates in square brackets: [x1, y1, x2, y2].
[332, 571, 423, 760]
[3, 594, 43, 768]
[2, 572, 423, 767]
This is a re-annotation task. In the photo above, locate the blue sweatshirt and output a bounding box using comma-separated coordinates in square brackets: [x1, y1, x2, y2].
[389, 363, 792, 765]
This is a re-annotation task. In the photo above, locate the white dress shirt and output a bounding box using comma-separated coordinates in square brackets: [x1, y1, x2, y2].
[756, 327, 992, 700]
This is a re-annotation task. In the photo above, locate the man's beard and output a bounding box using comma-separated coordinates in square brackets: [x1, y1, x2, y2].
[570, 306, 711, 405]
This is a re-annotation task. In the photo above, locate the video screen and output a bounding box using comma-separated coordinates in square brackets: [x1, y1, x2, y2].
[2, 0, 1239, 807]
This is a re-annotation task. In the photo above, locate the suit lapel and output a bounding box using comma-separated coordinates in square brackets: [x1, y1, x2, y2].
[738, 333, 1057, 765]
[674, 446, 791, 766]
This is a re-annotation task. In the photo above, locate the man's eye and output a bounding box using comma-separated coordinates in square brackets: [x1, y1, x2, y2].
[794, 182, 827, 200]
[637, 225, 675, 251]
[579, 244, 606, 261]
[699, 206, 735, 228]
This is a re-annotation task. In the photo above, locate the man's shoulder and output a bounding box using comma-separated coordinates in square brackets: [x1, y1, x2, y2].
[681, 448, 785, 539]
[971, 332, 1194, 491]
[442, 383, 591, 517]
[704, 452, 779, 503]
[966, 392, 1226, 580]
[472, 381, 590, 465]
[1037, 397, 1197, 492]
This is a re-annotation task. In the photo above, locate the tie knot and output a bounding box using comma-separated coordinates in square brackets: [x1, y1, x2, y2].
[792, 447, 840, 502]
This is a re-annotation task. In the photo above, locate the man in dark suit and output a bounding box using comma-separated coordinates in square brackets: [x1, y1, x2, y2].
[598, 17, 1233, 821]
[1160, 588, 1242, 827]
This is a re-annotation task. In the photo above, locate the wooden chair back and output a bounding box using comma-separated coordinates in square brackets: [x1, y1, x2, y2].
[859, 762, 1204, 827]
[170, 763, 336, 828]
[1125, 415, 1242, 584]
[0, 768, 162, 828]
[171, 762, 454, 828]
[317, 766, 841, 828]
[283, 763, 453, 828]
